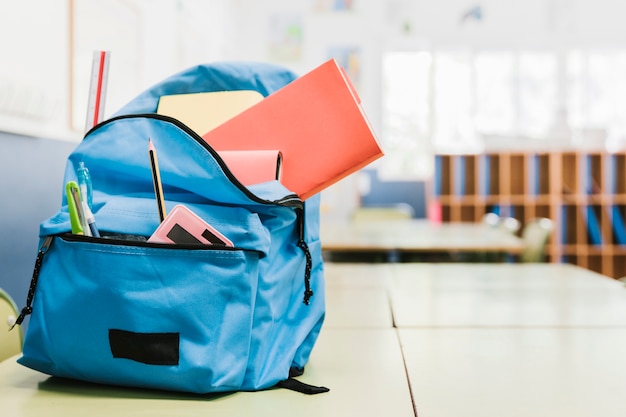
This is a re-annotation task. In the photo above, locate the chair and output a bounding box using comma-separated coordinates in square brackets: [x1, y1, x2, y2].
[0, 288, 22, 362]
[519, 218, 554, 263]
[500, 217, 521, 234]
[482, 212, 500, 228]
[326, 204, 413, 263]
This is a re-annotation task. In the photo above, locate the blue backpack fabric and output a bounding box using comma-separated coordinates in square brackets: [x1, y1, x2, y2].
[15, 62, 327, 394]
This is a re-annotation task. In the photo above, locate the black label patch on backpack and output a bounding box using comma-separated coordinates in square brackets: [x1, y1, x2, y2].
[109, 329, 179, 366]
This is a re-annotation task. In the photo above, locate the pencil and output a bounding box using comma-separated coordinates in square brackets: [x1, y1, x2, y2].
[148, 138, 167, 222]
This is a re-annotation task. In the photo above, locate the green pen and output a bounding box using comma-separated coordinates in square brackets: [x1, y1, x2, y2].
[66, 181, 85, 235]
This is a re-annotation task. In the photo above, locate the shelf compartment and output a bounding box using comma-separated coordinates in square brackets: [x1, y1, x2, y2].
[612, 255, 626, 279]
[534, 203, 552, 220]
[459, 155, 478, 196]
[537, 153, 552, 195]
[587, 254, 604, 275]
[459, 203, 477, 222]
[441, 205, 452, 222]
[609, 204, 626, 245]
[612, 153, 626, 195]
[509, 205, 526, 225]
[484, 154, 501, 195]
[581, 204, 604, 246]
[560, 152, 579, 195]
[434, 155, 452, 196]
[560, 204, 580, 245]
[587, 153, 604, 195]
[509, 154, 526, 195]
[561, 253, 581, 267]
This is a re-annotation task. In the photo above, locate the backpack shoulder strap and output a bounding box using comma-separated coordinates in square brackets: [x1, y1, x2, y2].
[274, 366, 329, 395]
[276, 378, 329, 395]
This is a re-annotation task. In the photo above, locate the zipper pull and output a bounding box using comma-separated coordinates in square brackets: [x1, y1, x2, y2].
[11, 236, 54, 330]
[296, 208, 314, 305]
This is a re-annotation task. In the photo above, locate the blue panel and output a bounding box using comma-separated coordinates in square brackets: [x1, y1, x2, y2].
[360, 169, 427, 218]
[479, 154, 489, 196]
[527, 154, 539, 196]
[454, 155, 465, 196]
[434, 155, 442, 196]
[0, 131, 75, 318]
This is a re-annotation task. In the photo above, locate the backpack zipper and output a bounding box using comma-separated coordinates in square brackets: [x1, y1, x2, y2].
[59, 232, 255, 253]
[86, 113, 303, 209]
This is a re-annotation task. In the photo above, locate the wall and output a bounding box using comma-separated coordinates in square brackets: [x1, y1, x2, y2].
[0, 0, 70, 139]
[4, 1, 626, 141]
[0, 0, 231, 140]
[389, 0, 626, 49]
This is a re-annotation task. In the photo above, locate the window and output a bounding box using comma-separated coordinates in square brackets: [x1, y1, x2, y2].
[381, 48, 626, 177]
[567, 50, 626, 150]
[432, 50, 477, 152]
[380, 51, 432, 179]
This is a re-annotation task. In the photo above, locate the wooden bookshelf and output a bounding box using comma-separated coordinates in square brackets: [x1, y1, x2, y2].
[433, 151, 626, 279]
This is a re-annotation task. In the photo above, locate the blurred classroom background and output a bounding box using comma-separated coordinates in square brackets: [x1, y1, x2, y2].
[3, 0, 626, 300]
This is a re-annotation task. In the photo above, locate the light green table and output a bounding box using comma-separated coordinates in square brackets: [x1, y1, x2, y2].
[0, 263, 412, 417]
[6, 262, 625, 417]
[321, 220, 524, 254]
[0, 328, 414, 417]
[388, 263, 626, 416]
[389, 263, 626, 327]
[400, 327, 626, 417]
[325, 262, 626, 416]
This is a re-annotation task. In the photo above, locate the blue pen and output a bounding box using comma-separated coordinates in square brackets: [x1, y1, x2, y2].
[77, 161, 93, 210]
[82, 201, 100, 237]
[76, 161, 100, 237]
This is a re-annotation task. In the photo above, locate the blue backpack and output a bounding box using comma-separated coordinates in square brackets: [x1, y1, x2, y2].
[15, 62, 327, 394]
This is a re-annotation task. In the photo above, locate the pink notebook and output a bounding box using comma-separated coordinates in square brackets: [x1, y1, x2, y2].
[148, 205, 233, 246]
[218, 150, 282, 186]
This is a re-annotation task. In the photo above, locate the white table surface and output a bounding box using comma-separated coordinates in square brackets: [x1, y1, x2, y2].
[388, 263, 626, 327]
[400, 327, 626, 417]
[383, 262, 626, 416]
[323, 263, 394, 328]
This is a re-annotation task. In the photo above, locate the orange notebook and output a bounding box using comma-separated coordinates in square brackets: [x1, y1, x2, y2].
[218, 150, 282, 186]
[201, 59, 383, 200]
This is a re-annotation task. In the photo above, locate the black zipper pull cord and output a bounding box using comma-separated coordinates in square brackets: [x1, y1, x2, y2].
[297, 238, 313, 305]
[296, 208, 313, 305]
[11, 236, 54, 330]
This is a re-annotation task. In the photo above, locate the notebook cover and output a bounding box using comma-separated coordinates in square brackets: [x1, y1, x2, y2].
[201, 59, 383, 200]
[157, 90, 264, 134]
[218, 150, 282, 186]
[147, 204, 233, 246]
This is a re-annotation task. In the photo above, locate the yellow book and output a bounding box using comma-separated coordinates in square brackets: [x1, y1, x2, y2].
[156, 90, 264, 134]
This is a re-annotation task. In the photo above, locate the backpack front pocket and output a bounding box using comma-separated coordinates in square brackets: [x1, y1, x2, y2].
[19, 235, 261, 394]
